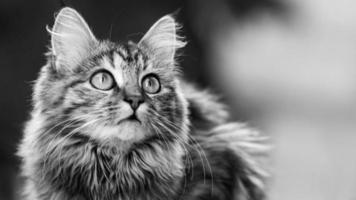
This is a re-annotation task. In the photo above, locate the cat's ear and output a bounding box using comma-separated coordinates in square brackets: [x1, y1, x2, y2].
[138, 15, 186, 68]
[48, 7, 97, 68]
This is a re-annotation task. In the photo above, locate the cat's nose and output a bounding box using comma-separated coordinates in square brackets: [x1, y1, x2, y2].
[124, 95, 144, 110]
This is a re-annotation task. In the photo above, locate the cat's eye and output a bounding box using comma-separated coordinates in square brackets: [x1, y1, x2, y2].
[90, 70, 115, 90]
[142, 75, 161, 94]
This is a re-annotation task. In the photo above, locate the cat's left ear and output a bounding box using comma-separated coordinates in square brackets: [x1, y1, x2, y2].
[49, 7, 97, 69]
[138, 15, 186, 68]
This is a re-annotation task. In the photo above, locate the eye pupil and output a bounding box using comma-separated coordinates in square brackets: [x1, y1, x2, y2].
[90, 71, 114, 91]
[142, 75, 160, 94]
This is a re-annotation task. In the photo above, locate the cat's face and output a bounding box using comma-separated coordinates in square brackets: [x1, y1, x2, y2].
[36, 8, 188, 146]
[61, 44, 187, 143]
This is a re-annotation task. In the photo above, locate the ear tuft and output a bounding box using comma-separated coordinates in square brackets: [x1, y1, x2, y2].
[48, 7, 97, 69]
[138, 15, 186, 68]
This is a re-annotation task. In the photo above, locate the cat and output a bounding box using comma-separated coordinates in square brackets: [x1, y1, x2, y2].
[17, 7, 268, 200]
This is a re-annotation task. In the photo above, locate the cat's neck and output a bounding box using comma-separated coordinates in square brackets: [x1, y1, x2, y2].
[41, 133, 185, 199]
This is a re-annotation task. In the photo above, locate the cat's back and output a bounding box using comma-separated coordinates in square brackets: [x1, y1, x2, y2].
[181, 81, 268, 200]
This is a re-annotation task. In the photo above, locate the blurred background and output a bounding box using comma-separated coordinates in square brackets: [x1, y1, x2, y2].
[1, 0, 356, 199]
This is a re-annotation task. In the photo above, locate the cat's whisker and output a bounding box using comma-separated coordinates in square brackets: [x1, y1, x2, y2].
[148, 110, 192, 166]
[149, 122, 171, 151]
[54, 118, 103, 168]
[156, 121, 202, 193]
[42, 113, 98, 152]
[40, 122, 76, 178]
[150, 119, 193, 196]
[150, 110, 214, 194]
[42, 116, 90, 171]
[154, 119, 192, 173]
[42, 112, 105, 171]
[148, 110, 195, 192]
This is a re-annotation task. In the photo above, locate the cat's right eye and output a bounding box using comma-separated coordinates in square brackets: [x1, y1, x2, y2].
[90, 70, 115, 91]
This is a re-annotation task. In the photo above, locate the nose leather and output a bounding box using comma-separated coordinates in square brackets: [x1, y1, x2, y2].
[123, 86, 144, 110]
[124, 95, 144, 110]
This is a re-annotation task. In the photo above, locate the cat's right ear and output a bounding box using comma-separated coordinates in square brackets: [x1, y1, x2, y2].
[48, 7, 97, 69]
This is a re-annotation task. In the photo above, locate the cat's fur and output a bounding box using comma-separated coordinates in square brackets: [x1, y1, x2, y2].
[18, 7, 268, 200]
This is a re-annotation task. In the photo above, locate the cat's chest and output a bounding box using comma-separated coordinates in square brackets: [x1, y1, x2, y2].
[42, 145, 182, 200]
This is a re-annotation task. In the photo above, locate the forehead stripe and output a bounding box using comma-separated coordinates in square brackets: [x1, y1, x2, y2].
[113, 52, 123, 69]
[113, 53, 125, 86]
[101, 56, 114, 69]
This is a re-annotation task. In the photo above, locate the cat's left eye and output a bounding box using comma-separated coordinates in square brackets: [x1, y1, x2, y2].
[142, 75, 161, 94]
[90, 71, 115, 91]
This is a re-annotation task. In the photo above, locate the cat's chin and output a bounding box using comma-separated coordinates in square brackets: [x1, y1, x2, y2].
[85, 120, 148, 143]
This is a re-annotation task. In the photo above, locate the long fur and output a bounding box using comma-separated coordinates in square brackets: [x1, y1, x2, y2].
[18, 7, 268, 200]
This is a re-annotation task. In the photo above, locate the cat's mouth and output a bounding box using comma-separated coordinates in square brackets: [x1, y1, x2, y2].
[118, 114, 141, 125]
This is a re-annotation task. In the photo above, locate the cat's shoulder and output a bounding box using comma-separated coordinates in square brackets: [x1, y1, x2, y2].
[180, 81, 229, 129]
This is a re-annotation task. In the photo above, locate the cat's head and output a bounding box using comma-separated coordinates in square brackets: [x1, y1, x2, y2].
[35, 7, 189, 147]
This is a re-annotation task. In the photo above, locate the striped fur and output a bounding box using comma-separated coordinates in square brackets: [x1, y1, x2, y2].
[17, 7, 268, 200]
